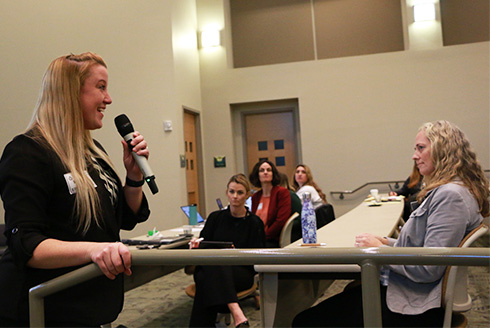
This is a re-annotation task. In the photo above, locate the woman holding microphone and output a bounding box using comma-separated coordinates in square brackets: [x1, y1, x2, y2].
[0, 52, 151, 327]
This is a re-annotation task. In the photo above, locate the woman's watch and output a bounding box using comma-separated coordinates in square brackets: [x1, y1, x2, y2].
[126, 176, 144, 187]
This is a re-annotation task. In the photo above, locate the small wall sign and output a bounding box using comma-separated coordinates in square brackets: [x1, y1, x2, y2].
[214, 156, 226, 168]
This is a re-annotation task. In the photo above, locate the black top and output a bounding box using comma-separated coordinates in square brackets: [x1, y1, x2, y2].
[198, 207, 265, 277]
[0, 133, 150, 325]
[395, 176, 422, 201]
[200, 207, 265, 249]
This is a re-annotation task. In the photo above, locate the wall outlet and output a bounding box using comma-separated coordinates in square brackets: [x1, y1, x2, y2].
[164, 120, 173, 132]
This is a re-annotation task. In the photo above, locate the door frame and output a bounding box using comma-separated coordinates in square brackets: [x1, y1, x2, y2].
[231, 98, 302, 176]
[183, 107, 206, 214]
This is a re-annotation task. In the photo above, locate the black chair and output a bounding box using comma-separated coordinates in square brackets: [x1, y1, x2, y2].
[315, 204, 336, 229]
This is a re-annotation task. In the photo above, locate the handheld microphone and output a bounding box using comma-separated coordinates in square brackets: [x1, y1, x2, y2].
[114, 114, 158, 194]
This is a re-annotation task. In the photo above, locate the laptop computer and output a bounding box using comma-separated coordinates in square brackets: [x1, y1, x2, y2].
[180, 205, 205, 225]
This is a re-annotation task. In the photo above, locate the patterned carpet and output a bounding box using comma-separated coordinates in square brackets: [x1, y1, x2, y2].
[112, 237, 489, 328]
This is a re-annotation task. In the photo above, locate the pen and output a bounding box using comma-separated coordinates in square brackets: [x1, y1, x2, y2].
[388, 184, 394, 192]
[300, 243, 327, 246]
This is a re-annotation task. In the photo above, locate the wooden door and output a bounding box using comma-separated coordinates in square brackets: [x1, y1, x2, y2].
[245, 111, 297, 177]
[184, 112, 200, 210]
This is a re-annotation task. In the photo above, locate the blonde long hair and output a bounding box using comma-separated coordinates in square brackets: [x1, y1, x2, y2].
[27, 52, 116, 234]
[417, 120, 489, 217]
[292, 164, 327, 203]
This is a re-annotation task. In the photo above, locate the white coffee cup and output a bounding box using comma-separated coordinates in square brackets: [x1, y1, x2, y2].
[183, 225, 193, 235]
[370, 189, 380, 202]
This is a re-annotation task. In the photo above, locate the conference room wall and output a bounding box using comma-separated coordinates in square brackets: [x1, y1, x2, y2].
[0, 0, 488, 233]
[197, 1, 490, 217]
[0, 0, 203, 237]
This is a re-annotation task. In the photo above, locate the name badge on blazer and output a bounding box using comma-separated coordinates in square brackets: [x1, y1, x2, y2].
[64, 172, 97, 195]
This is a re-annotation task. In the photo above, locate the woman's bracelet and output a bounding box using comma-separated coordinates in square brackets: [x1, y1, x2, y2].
[126, 176, 144, 187]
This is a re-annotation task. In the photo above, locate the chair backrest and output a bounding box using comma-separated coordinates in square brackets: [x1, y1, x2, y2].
[441, 223, 489, 328]
[315, 204, 335, 229]
[279, 212, 299, 248]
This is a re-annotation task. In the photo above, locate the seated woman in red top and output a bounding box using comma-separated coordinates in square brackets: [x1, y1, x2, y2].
[249, 160, 291, 247]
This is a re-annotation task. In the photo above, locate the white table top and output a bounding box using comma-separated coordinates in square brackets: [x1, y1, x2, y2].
[255, 197, 404, 273]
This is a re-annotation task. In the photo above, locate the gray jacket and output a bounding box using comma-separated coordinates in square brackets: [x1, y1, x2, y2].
[384, 182, 483, 315]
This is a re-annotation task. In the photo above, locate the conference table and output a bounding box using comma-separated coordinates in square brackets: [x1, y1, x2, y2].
[254, 196, 404, 327]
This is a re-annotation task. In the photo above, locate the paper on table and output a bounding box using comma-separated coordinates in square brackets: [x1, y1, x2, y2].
[170, 226, 204, 233]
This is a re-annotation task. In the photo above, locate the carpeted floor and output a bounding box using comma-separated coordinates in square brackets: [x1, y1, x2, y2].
[112, 237, 489, 328]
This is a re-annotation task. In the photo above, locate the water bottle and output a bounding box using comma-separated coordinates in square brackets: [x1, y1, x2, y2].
[301, 192, 317, 244]
[189, 204, 198, 225]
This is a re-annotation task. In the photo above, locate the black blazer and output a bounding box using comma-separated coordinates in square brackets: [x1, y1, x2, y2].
[0, 133, 150, 325]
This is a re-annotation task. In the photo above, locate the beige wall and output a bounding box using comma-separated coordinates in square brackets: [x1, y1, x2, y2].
[0, 0, 488, 235]
[198, 0, 489, 216]
[0, 0, 202, 237]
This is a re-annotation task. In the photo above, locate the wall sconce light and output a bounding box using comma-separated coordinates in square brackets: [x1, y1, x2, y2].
[413, 3, 436, 22]
[200, 29, 221, 48]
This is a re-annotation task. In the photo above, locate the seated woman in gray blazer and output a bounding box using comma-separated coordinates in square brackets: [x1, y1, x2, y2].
[292, 120, 489, 327]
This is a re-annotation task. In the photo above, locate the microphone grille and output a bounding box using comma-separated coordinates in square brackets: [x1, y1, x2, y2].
[114, 114, 134, 137]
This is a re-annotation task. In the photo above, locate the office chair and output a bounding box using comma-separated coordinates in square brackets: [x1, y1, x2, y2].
[279, 212, 300, 247]
[441, 223, 488, 328]
[315, 203, 335, 229]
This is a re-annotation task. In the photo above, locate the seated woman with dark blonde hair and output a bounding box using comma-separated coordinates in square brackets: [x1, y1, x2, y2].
[188, 173, 265, 327]
[292, 120, 489, 327]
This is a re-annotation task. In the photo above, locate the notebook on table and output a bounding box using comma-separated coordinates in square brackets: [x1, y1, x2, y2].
[122, 235, 188, 246]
